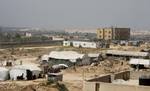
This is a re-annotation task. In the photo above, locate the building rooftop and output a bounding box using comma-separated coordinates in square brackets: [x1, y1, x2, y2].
[49, 51, 84, 60]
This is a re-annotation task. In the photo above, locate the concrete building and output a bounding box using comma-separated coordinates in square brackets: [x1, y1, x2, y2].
[97, 27, 130, 40]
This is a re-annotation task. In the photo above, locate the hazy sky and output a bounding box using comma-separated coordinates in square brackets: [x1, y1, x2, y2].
[0, 0, 150, 29]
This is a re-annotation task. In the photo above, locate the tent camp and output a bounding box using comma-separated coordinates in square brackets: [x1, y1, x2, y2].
[0, 67, 9, 81]
[10, 64, 42, 80]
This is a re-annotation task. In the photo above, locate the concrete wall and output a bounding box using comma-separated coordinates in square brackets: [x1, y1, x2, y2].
[87, 71, 130, 83]
[83, 82, 96, 91]
[83, 82, 150, 91]
[114, 71, 130, 81]
[87, 75, 111, 83]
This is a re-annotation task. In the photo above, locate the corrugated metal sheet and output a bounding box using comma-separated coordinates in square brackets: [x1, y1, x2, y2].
[106, 50, 149, 57]
[129, 58, 150, 65]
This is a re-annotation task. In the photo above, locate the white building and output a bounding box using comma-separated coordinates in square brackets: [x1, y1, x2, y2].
[63, 41, 99, 48]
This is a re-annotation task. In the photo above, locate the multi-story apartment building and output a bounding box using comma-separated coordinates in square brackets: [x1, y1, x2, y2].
[97, 27, 130, 40]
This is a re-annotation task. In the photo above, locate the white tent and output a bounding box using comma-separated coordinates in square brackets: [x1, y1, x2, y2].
[10, 68, 27, 80]
[13, 64, 42, 78]
[49, 51, 85, 62]
[9, 64, 42, 81]
[129, 58, 150, 66]
[0, 67, 9, 81]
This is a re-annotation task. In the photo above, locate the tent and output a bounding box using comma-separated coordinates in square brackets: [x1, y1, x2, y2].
[49, 51, 85, 61]
[10, 64, 42, 80]
[106, 50, 149, 58]
[13, 64, 42, 79]
[0, 67, 9, 81]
